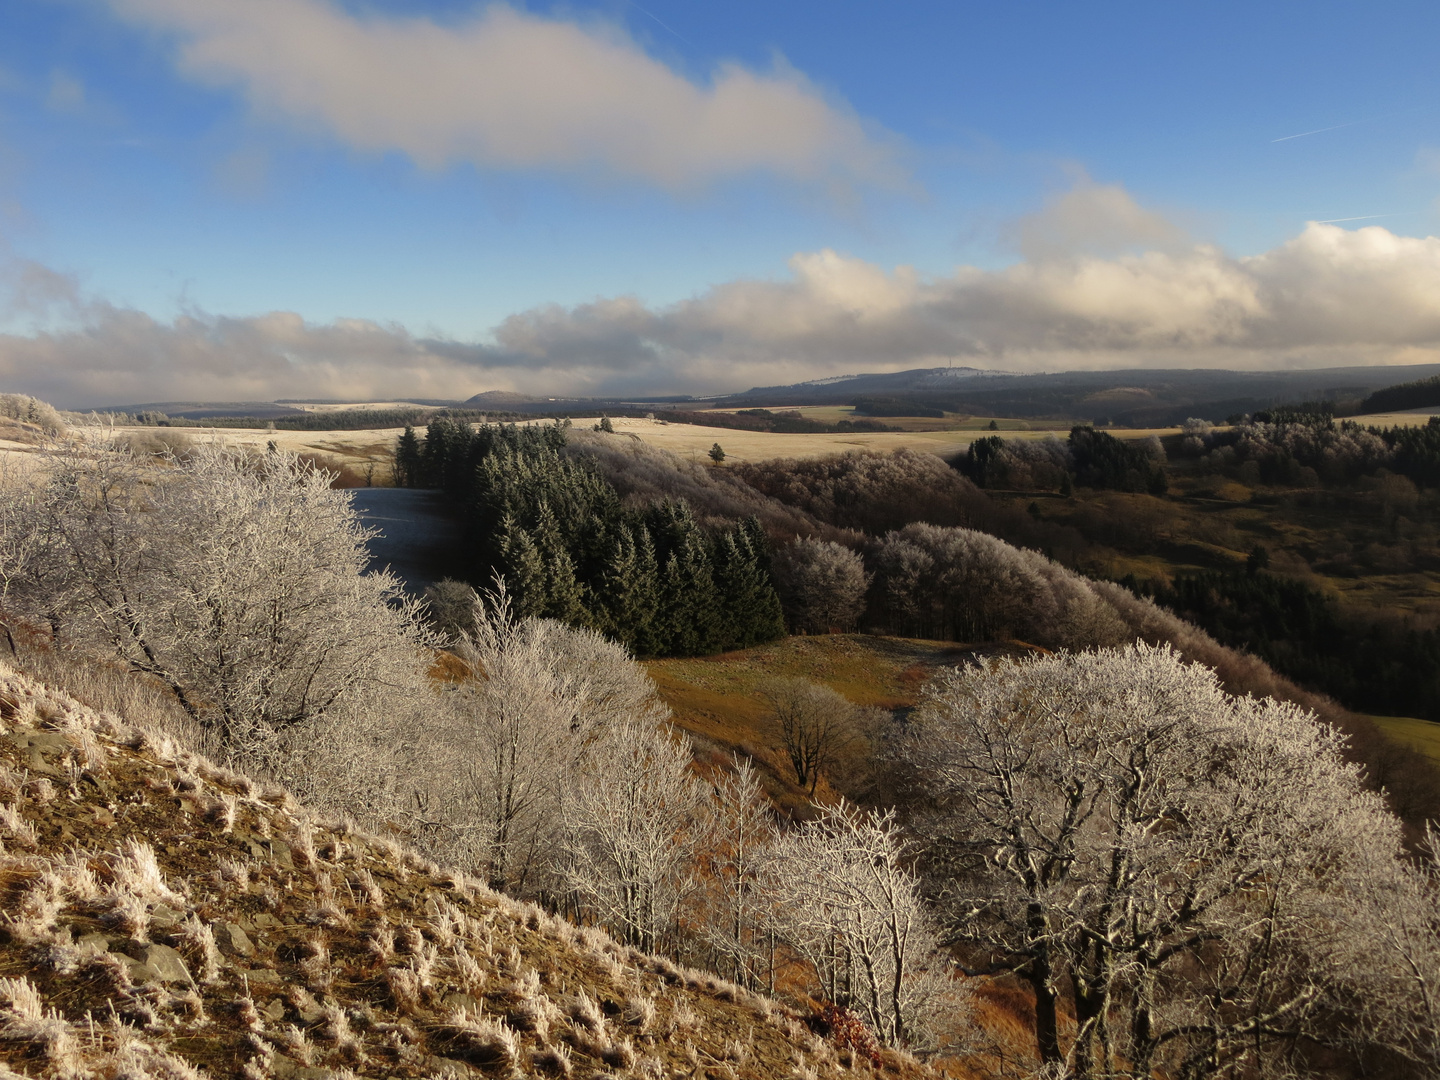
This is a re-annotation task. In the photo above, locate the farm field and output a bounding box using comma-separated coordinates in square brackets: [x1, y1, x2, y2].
[1346, 407, 1440, 427]
[699, 404, 1083, 432]
[103, 413, 1185, 472]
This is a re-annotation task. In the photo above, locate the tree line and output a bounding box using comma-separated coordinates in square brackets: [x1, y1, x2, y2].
[395, 418, 786, 657]
[1358, 372, 1440, 414]
[1124, 566, 1440, 721]
[1182, 412, 1440, 489]
[958, 425, 1167, 493]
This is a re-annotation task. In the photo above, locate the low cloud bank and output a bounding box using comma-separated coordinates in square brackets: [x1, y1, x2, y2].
[6, 206, 1440, 407]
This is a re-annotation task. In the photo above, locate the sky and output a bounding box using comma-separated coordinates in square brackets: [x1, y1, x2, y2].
[1, 0, 1439, 406]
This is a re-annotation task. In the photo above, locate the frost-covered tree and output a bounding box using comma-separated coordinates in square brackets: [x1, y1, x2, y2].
[5, 436, 430, 778]
[422, 578, 479, 643]
[560, 715, 709, 952]
[697, 759, 777, 990]
[900, 643, 1436, 1078]
[874, 523, 1126, 647]
[762, 803, 966, 1053]
[422, 590, 668, 894]
[772, 538, 869, 634]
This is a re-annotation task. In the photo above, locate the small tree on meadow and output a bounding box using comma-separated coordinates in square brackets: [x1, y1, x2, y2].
[760, 677, 861, 795]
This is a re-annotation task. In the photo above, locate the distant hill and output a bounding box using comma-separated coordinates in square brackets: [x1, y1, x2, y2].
[0, 661, 933, 1080]
[716, 364, 1440, 425]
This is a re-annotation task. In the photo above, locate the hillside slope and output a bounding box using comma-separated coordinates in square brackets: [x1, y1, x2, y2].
[0, 662, 933, 1080]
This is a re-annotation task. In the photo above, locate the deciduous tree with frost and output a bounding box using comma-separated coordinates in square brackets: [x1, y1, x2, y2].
[413, 587, 669, 894]
[4, 435, 431, 782]
[560, 715, 709, 953]
[900, 642, 1440, 1078]
[761, 802, 966, 1054]
[696, 758, 777, 991]
[772, 538, 869, 634]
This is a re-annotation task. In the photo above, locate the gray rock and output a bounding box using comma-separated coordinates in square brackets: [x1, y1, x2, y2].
[149, 904, 185, 930]
[426, 1056, 477, 1078]
[269, 840, 294, 870]
[140, 943, 192, 984]
[218, 921, 256, 957]
[76, 932, 112, 953]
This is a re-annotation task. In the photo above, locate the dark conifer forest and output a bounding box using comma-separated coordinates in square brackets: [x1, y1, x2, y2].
[395, 419, 785, 656]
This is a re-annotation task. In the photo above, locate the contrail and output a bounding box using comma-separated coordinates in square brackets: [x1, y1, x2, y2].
[624, 0, 693, 47]
[1272, 120, 1367, 143]
[1312, 212, 1415, 224]
[1272, 107, 1422, 143]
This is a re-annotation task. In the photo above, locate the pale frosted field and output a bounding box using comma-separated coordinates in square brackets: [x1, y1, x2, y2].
[1347, 409, 1440, 428]
[115, 417, 1186, 469]
[0, 417, 1185, 482]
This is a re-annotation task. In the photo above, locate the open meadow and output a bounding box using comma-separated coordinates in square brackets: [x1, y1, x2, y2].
[69, 414, 1187, 477]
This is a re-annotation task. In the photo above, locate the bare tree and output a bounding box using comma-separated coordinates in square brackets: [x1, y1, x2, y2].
[422, 577, 479, 642]
[900, 643, 1434, 1078]
[771, 538, 869, 634]
[560, 715, 709, 953]
[760, 677, 861, 796]
[761, 802, 967, 1053]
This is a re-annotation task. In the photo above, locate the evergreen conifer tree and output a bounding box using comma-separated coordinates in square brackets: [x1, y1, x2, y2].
[715, 526, 786, 648]
[532, 502, 587, 623]
[393, 425, 422, 487]
[592, 522, 662, 653]
[661, 528, 722, 655]
[497, 515, 547, 619]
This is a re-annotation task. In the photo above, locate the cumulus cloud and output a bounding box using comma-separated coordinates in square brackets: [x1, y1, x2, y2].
[5, 203, 1440, 407]
[102, 0, 903, 192]
[1003, 181, 1189, 260]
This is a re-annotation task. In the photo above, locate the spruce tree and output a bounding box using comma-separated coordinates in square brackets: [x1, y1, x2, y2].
[661, 527, 722, 655]
[393, 426, 422, 487]
[533, 501, 587, 623]
[715, 525, 786, 648]
[592, 522, 662, 654]
[496, 515, 547, 619]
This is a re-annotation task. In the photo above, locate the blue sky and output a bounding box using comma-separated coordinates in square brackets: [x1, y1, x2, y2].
[2, 0, 1439, 405]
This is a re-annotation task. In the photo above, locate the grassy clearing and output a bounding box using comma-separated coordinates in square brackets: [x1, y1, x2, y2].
[1369, 714, 1440, 764]
[647, 634, 1037, 815]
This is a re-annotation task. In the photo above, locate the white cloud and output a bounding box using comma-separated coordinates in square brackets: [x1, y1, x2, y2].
[6, 192, 1440, 406]
[102, 0, 904, 193]
[1003, 180, 1189, 260]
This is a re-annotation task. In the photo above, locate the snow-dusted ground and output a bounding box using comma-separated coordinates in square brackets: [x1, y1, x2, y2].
[348, 487, 461, 597]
